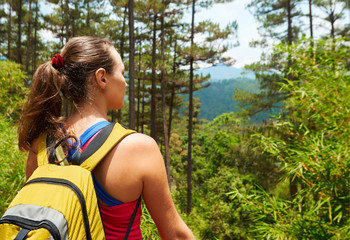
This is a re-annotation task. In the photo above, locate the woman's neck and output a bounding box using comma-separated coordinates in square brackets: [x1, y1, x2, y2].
[64, 103, 109, 137]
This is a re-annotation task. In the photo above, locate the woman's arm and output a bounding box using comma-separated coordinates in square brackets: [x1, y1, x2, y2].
[128, 134, 195, 239]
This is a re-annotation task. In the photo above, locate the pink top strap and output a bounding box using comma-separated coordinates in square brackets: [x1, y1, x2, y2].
[100, 200, 143, 239]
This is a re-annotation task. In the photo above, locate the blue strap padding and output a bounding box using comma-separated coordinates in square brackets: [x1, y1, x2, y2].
[79, 121, 111, 146]
[92, 175, 124, 207]
[66, 121, 110, 161]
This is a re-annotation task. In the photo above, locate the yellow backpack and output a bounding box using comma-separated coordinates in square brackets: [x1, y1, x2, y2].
[0, 122, 135, 240]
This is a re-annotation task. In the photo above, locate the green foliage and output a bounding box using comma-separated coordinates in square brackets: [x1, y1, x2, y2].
[0, 119, 26, 216]
[231, 38, 350, 239]
[233, 46, 289, 120]
[0, 60, 28, 121]
[0, 62, 28, 214]
[170, 112, 281, 239]
[185, 167, 257, 240]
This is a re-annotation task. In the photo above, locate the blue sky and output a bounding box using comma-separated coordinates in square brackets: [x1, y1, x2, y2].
[187, 1, 262, 68]
[190, 0, 350, 68]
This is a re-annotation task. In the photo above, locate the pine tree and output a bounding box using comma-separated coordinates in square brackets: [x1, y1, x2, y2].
[159, 0, 170, 185]
[236, 0, 303, 118]
[187, 0, 195, 214]
[314, 0, 346, 38]
[248, 0, 302, 44]
[150, 11, 158, 141]
[184, 0, 238, 214]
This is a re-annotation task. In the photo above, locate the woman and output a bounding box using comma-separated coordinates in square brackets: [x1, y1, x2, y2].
[18, 36, 195, 239]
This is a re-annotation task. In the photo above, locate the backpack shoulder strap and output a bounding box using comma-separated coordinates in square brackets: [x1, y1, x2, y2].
[79, 122, 135, 172]
[37, 131, 49, 167]
[36, 123, 135, 169]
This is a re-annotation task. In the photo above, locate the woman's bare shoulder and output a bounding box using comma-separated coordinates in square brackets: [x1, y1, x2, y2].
[115, 132, 163, 172]
[118, 132, 159, 152]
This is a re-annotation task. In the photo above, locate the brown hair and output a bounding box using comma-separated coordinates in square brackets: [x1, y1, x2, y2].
[18, 36, 115, 151]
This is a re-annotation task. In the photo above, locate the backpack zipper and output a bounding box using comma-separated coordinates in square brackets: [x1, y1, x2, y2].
[0, 215, 60, 240]
[24, 177, 93, 240]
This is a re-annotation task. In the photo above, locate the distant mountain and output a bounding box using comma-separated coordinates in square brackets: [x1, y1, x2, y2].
[192, 65, 277, 123]
[195, 64, 255, 81]
[194, 78, 256, 121]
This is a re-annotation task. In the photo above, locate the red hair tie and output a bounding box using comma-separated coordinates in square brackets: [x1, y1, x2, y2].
[52, 54, 64, 69]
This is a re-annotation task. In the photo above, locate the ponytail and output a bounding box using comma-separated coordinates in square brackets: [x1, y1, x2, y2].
[18, 62, 64, 151]
[18, 36, 116, 151]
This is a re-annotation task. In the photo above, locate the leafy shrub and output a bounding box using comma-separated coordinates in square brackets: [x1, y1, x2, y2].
[0, 120, 26, 215]
[0, 60, 28, 121]
[231, 39, 350, 239]
[170, 112, 275, 239]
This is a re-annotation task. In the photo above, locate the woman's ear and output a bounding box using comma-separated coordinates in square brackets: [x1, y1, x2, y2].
[95, 68, 107, 89]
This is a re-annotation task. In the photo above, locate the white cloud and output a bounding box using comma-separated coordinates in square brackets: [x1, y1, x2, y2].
[190, 0, 263, 68]
[39, 29, 56, 43]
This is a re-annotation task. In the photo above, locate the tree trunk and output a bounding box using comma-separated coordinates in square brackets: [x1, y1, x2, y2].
[72, 1, 78, 37]
[25, 0, 32, 77]
[141, 72, 145, 133]
[330, 11, 335, 39]
[65, 0, 69, 43]
[86, 1, 90, 27]
[17, 0, 23, 64]
[118, 5, 128, 123]
[61, 0, 70, 115]
[308, 0, 313, 38]
[168, 84, 175, 141]
[33, 1, 38, 71]
[150, 13, 158, 141]
[160, 6, 171, 186]
[137, 39, 142, 132]
[136, 77, 141, 132]
[290, 177, 298, 200]
[120, 5, 127, 57]
[7, 4, 12, 60]
[187, 0, 195, 214]
[128, 0, 136, 129]
[286, 0, 293, 81]
[287, 0, 292, 45]
[168, 39, 177, 141]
